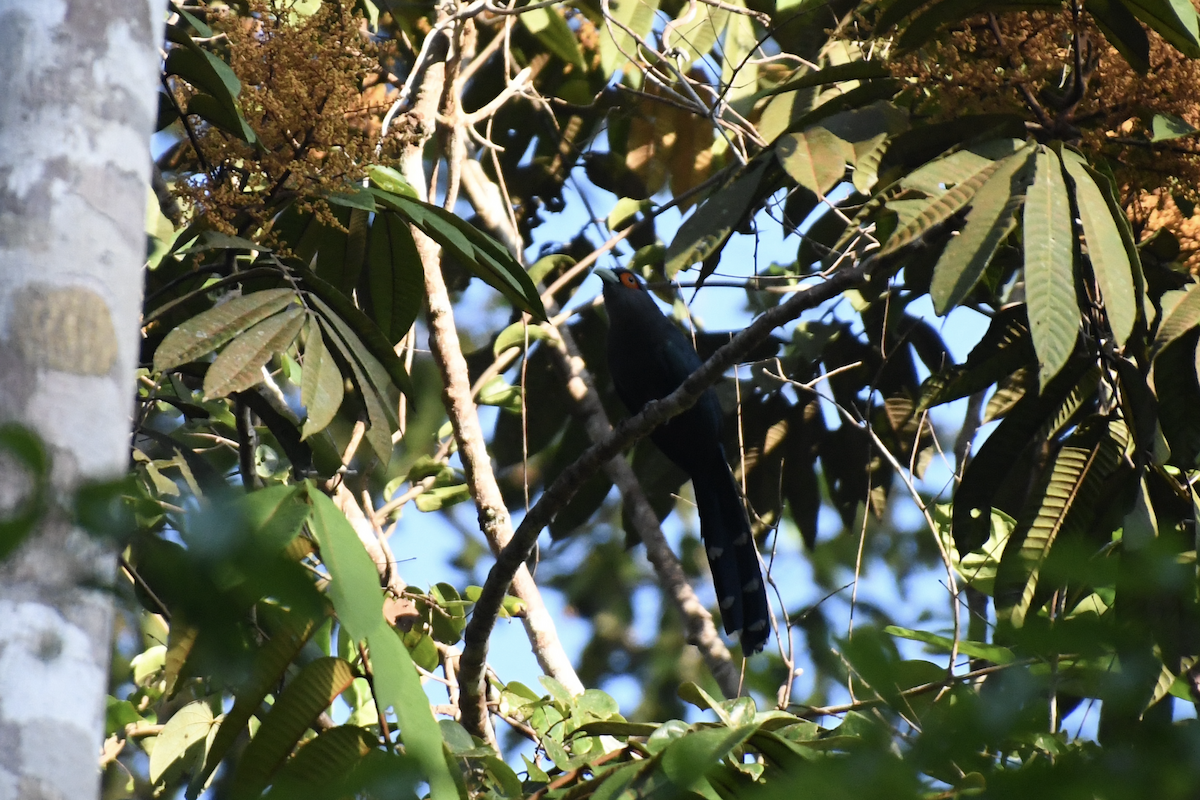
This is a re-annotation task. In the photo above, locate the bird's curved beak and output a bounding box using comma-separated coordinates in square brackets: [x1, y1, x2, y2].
[594, 268, 619, 285]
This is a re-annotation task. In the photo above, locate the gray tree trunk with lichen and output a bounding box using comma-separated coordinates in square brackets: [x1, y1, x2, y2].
[0, 1, 160, 797]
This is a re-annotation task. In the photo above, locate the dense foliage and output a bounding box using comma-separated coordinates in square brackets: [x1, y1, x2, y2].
[98, 0, 1200, 797]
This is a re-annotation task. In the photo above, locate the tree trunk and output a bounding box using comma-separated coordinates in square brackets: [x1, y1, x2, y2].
[0, 2, 160, 797]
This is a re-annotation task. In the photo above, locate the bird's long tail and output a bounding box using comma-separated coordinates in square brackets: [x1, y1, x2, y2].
[692, 452, 770, 654]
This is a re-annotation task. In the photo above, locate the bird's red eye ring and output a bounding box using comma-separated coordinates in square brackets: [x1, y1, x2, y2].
[619, 271, 640, 289]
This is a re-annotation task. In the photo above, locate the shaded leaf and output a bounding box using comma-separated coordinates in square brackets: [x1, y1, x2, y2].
[301, 316, 345, 440]
[665, 159, 769, 277]
[367, 212, 424, 342]
[930, 146, 1034, 314]
[369, 186, 546, 320]
[1151, 282, 1200, 357]
[264, 726, 375, 799]
[995, 419, 1129, 627]
[776, 127, 853, 196]
[203, 307, 305, 400]
[200, 617, 318, 787]
[953, 361, 1097, 552]
[229, 657, 356, 800]
[918, 306, 1034, 412]
[301, 271, 414, 398]
[1086, 0, 1151, 72]
[1125, 0, 1200, 57]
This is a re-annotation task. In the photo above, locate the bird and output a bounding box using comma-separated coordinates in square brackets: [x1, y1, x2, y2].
[595, 267, 770, 654]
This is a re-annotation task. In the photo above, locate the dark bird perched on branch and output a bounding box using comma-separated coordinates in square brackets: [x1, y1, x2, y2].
[595, 267, 769, 654]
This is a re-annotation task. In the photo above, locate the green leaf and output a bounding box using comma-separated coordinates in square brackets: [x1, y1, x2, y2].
[884, 625, 1016, 664]
[369, 187, 546, 320]
[366, 165, 418, 198]
[665, 159, 769, 277]
[200, 617, 317, 788]
[1060, 149, 1137, 346]
[0, 424, 49, 560]
[1151, 283, 1200, 357]
[599, 0, 661, 79]
[1125, 0, 1200, 57]
[187, 93, 257, 144]
[881, 142, 1022, 257]
[776, 127, 853, 196]
[995, 419, 1129, 628]
[1151, 112, 1200, 141]
[365, 626, 458, 800]
[229, 657, 357, 800]
[608, 197, 652, 230]
[241, 484, 311, 551]
[475, 376, 522, 412]
[520, 5, 586, 68]
[307, 487, 386, 642]
[758, 60, 893, 99]
[1023, 146, 1079, 390]
[661, 726, 757, 795]
[165, 45, 242, 104]
[202, 306, 305, 399]
[150, 701, 217, 786]
[493, 320, 550, 356]
[314, 312, 395, 465]
[413, 483, 471, 512]
[1086, 0, 1151, 72]
[300, 316, 346, 440]
[367, 212, 423, 342]
[952, 361, 1098, 553]
[154, 289, 297, 371]
[264, 726, 375, 799]
[930, 146, 1034, 313]
[300, 270, 414, 399]
[936, 503, 1017, 594]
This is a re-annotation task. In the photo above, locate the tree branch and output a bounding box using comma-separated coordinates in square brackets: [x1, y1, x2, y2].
[402, 9, 582, 744]
[458, 257, 878, 735]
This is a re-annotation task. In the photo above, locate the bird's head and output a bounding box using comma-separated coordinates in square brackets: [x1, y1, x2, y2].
[595, 267, 645, 292]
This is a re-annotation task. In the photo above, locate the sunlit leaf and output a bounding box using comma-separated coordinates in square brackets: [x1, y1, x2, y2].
[154, 289, 297, 371]
[1061, 148, 1137, 346]
[520, 5, 586, 68]
[149, 701, 217, 786]
[1023, 146, 1079, 390]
